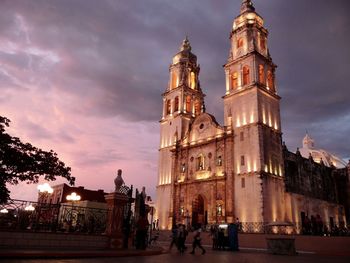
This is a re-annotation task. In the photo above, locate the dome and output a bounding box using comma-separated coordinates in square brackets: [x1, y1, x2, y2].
[302, 133, 314, 149]
[299, 133, 347, 168]
[172, 36, 197, 65]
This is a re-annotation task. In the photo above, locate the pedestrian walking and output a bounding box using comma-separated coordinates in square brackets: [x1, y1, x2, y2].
[190, 226, 206, 255]
[177, 224, 188, 253]
[168, 224, 178, 251]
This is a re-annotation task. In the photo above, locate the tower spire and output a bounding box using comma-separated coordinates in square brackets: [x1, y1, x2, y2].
[240, 0, 255, 14]
[180, 36, 191, 51]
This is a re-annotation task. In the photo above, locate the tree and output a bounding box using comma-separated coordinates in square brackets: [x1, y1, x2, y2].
[0, 116, 75, 204]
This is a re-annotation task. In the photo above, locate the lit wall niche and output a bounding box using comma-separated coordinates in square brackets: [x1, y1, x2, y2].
[250, 112, 254, 123]
[190, 72, 196, 89]
[236, 116, 241, 127]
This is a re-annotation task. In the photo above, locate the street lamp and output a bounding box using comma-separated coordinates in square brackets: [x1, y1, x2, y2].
[66, 192, 81, 202]
[0, 208, 8, 214]
[66, 192, 81, 231]
[25, 204, 35, 211]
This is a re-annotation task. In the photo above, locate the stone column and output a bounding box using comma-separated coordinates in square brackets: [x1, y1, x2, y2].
[162, 98, 166, 119]
[225, 69, 230, 94]
[105, 192, 129, 249]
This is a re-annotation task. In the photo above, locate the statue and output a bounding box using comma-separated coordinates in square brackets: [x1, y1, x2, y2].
[114, 169, 125, 192]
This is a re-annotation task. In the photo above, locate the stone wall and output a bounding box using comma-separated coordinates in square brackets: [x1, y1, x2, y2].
[0, 231, 109, 249]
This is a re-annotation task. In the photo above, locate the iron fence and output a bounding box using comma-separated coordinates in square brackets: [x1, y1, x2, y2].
[0, 199, 109, 234]
[238, 221, 349, 236]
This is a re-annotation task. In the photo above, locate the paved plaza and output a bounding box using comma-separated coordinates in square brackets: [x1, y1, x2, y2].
[1, 231, 349, 262]
[1, 249, 349, 263]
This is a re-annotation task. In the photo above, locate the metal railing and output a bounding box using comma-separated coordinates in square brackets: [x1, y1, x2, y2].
[237, 221, 349, 236]
[0, 199, 109, 234]
[203, 221, 349, 236]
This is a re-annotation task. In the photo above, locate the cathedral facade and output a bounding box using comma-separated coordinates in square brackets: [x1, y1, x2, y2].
[156, 0, 349, 232]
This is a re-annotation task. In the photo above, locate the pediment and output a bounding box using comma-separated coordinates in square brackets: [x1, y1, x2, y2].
[183, 113, 224, 144]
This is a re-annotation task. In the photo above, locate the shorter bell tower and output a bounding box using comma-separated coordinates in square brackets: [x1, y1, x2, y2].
[156, 37, 205, 229]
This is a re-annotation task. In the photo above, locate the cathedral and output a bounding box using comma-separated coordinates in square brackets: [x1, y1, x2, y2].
[156, 0, 350, 232]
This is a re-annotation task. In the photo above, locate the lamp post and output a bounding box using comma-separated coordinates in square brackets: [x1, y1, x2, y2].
[36, 183, 53, 231]
[66, 192, 81, 202]
[25, 204, 35, 211]
[24, 204, 35, 230]
[66, 192, 81, 231]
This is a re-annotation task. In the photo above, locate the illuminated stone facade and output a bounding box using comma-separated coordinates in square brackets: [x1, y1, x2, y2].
[156, 0, 349, 231]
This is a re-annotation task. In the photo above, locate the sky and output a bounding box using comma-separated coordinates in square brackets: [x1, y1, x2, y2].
[1, 0, 350, 202]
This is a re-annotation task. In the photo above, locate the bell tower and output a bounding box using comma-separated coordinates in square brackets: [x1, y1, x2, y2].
[156, 37, 205, 229]
[223, 0, 286, 223]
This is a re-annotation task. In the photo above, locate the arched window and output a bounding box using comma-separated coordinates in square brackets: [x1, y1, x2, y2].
[267, 70, 274, 91]
[232, 72, 238, 89]
[260, 35, 266, 50]
[237, 38, 244, 49]
[190, 72, 196, 89]
[240, 155, 245, 166]
[197, 154, 205, 171]
[259, 65, 265, 84]
[174, 96, 179, 112]
[243, 66, 250, 85]
[166, 100, 171, 115]
[186, 96, 191, 113]
[171, 71, 177, 89]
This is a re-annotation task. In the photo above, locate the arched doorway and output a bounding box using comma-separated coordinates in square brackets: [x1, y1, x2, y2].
[192, 195, 207, 228]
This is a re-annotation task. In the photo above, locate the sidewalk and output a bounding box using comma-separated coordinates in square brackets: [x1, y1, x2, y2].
[1, 231, 349, 259]
[0, 247, 164, 259]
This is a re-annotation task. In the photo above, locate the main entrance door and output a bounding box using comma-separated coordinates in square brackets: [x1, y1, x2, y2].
[192, 195, 207, 227]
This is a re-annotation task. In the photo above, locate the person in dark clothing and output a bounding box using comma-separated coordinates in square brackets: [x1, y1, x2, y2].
[169, 224, 178, 251]
[210, 225, 219, 250]
[228, 223, 239, 251]
[177, 224, 188, 253]
[218, 228, 225, 250]
[190, 227, 206, 255]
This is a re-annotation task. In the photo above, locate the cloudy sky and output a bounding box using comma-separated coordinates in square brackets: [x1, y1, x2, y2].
[1, 0, 349, 201]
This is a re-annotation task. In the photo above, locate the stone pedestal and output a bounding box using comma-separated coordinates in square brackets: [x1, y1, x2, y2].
[105, 193, 129, 249]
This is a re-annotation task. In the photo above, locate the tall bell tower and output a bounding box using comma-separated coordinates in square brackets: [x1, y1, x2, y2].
[223, 0, 286, 223]
[156, 37, 205, 229]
